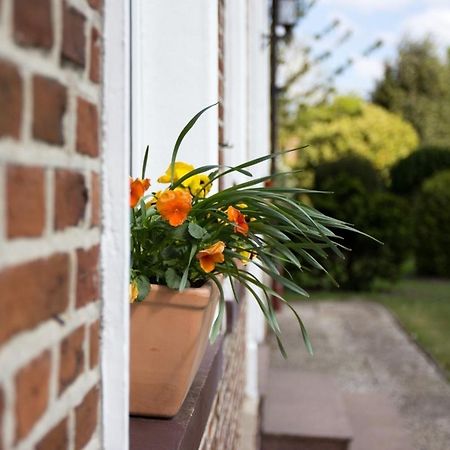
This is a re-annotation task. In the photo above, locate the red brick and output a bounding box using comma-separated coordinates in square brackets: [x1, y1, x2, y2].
[36, 418, 68, 450]
[91, 172, 101, 227]
[89, 27, 101, 83]
[89, 320, 100, 369]
[76, 98, 98, 157]
[14, 0, 53, 50]
[0, 59, 22, 139]
[7, 165, 45, 238]
[0, 254, 69, 345]
[87, 0, 101, 10]
[75, 386, 99, 450]
[62, 3, 86, 67]
[15, 350, 51, 441]
[76, 245, 100, 308]
[59, 326, 85, 394]
[54, 170, 87, 230]
[33, 76, 67, 145]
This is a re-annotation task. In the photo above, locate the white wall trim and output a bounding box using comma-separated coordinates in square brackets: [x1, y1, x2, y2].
[130, 0, 219, 183]
[101, 0, 131, 448]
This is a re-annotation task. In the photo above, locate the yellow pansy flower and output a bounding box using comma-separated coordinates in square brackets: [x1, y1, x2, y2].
[186, 174, 212, 198]
[157, 162, 194, 184]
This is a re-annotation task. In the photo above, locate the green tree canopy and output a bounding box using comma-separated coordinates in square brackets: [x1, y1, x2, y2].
[371, 38, 450, 146]
[282, 96, 418, 181]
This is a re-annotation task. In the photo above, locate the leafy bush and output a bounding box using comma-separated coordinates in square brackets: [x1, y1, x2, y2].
[414, 170, 450, 277]
[314, 154, 383, 193]
[282, 96, 418, 185]
[390, 146, 450, 195]
[292, 157, 411, 290]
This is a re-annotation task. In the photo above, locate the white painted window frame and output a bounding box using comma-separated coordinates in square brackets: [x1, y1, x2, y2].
[101, 0, 131, 448]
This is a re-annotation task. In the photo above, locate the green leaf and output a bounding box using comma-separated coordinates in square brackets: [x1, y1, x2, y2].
[165, 268, 181, 289]
[179, 244, 197, 291]
[141, 145, 149, 179]
[136, 275, 150, 302]
[170, 103, 218, 183]
[188, 223, 207, 239]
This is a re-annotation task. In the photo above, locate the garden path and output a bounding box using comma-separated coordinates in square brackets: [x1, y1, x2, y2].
[269, 301, 450, 450]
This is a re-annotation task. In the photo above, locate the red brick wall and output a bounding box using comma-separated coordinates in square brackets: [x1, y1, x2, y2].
[0, 0, 102, 448]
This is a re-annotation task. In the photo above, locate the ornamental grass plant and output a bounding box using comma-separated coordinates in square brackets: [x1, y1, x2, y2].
[129, 104, 362, 355]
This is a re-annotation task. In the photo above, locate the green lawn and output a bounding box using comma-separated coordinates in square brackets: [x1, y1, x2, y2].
[290, 279, 450, 380]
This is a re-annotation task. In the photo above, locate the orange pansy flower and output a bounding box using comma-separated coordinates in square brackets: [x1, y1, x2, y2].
[227, 206, 249, 236]
[196, 241, 225, 273]
[156, 189, 192, 227]
[130, 177, 151, 208]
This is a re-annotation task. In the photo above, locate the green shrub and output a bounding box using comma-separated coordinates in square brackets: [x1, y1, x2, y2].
[292, 157, 411, 290]
[314, 154, 383, 193]
[414, 170, 450, 277]
[390, 146, 450, 195]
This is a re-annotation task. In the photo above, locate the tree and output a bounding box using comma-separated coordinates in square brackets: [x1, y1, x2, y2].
[372, 38, 450, 147]
[282, 96, 418, 185]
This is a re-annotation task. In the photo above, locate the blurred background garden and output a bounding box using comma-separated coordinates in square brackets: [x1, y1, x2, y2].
[277, 0, 450, 380]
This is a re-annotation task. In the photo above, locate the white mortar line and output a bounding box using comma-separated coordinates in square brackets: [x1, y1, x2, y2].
[0, 165, 6, 244]
[0, 227, 100, 269]
[2, 377, 15, 450]
[14, 369, 100, 450]
[68, 409, 75, 450]
[0, 302, 101, 382]
[0, 142, 101, 171]
[48, 342, 60, 406]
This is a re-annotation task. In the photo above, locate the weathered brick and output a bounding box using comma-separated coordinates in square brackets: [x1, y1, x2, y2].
[76, 98, 98, 157]
[0, 60, 22, 139]
[89, 320, 100, 369]
[7, 165, 45, 238]
[59, 327, 85, 395]
[76, 245, 100, 308]
[89, 27, 101, 83]
[87, 0, 101, 10]
[54, 170, 87, 230]
[36, 418, 68, 450]
[0, 254, 70, 345]
[33, 76, 67, 145]
[75, 386, 99, 450]
[62, 3, 86, 67]
[14, 0, 53, 50]
[91, 172, 101, 227]
[15, 350, 51, 441]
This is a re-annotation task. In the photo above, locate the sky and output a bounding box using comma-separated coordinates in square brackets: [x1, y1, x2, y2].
[293, 0, 450, 98]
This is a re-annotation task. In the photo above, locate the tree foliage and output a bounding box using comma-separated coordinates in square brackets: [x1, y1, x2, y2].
[372, 38, 450, 146]
[414, 170, 450, 277]
[282, 96, 418, 183]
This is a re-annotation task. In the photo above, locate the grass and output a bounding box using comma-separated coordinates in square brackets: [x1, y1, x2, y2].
[288, 279, 450, 380]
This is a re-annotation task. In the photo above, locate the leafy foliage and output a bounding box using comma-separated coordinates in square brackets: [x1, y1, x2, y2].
[414, 170, 450, 277]
[282, 96, 418, 185]
[130, 106, 363, 354]
[390, 146, 450, 196]
[372, 38, 450, 147]
[293, 156, 411, 290]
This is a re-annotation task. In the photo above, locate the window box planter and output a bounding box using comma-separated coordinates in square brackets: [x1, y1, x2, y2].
[129, 282, 219, 417]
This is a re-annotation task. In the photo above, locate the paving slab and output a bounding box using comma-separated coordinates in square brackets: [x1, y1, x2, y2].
[269, 301, 450, 450]
[344, 392, 413, 450]
[262, 371, 353, 445]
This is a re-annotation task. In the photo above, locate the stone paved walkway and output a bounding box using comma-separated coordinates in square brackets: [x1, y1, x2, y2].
[269, 300, 450, 450]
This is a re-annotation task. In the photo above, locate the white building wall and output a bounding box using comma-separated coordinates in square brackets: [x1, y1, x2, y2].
[131, 0, 219, 184]
[246, 0, 271, 399]
[224, 0, 271, 399]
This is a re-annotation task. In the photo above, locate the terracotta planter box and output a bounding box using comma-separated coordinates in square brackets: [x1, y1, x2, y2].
[129, 282, 219, 418]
